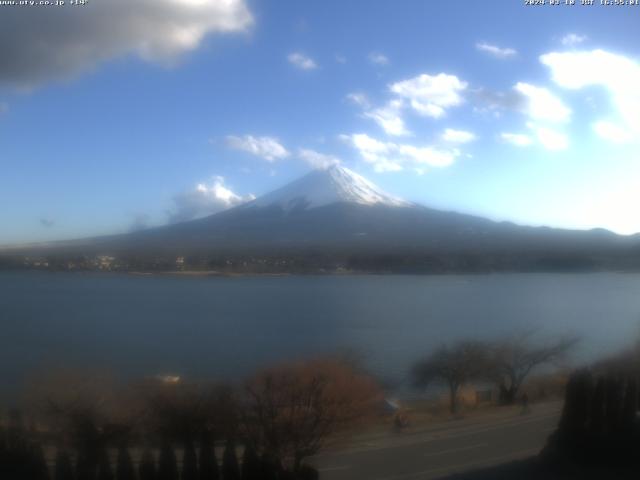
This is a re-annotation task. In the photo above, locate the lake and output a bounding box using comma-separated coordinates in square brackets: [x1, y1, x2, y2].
[1, 271, 639, 399]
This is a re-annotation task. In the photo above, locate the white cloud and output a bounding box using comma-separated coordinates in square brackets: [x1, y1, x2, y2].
[226, 135, 290, 162]
[369, 52, 390, 66]
[477, 83, 569, 150]
[287, 52, 318, 70]
[169, 176, 255, 223]
[561, 33, 587, 47]
[514, 82, 571, 123]
[348, 72, 468, 136]
[540, 49, 640, 141]
[346, 92, 371, 108]
[534, 126, 569, 151]
[298, 149, 341, 169]
[339, 133, 403, 172]
[397, 144, 458, 168]
[475, 42, 517, 59]
[441, 128, 476, 144]
[500, 132, 533, 147]
[347, 93, 408, 136]
[342, 133, 459, 173]
[363, 100, 410, 136]
[390, 73, 468, 118]
[0, 0, 253, 88]
[592, 121, 633, 144]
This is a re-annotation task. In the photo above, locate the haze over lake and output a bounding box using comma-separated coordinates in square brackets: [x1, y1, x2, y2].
[2, 271, 639, 399]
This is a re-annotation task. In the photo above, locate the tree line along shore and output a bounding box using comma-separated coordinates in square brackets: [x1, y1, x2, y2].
[2, 334, 640, 479]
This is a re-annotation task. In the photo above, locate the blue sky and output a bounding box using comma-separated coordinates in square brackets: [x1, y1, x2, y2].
[1, 0, 639, 244]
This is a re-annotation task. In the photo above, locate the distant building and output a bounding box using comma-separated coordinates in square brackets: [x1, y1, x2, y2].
[155, 374, 181, 384]
[96, 255, 115, 270]
[435, 385, 496, 409]
[24, 256, 49, 268]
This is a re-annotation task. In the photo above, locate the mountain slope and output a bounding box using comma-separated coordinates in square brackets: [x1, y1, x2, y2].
[115, 165, 634, 254]
[247, 165, 410, 210]
[3, 165, 640, 273]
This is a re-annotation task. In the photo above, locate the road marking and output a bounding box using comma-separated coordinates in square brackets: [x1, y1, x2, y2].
[316, 403, 562, 453]
[423, 443, 488, 458]
[318, 465, 351, 472]
[373, 447, 539, 480]
[319, 411, 558, 457]
[424, 412, 558, 442]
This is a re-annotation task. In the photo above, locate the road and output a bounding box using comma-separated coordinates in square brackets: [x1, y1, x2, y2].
[312, 401, 561, 480]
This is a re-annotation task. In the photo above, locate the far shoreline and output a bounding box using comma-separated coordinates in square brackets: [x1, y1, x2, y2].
[1, 268, 638, 279]
[128, 270, 294, 278]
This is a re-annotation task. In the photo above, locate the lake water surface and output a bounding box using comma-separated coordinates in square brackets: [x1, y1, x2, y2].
[1, 271, 639, 399]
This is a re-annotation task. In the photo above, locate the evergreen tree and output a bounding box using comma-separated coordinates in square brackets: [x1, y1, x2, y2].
[296, 465, 319, 480]
[139, 449, 157, 480]
[97, 449, 114, 480]
[605, 376, 624, 434]
[278, 471, 294, 480]
[620, 378, 638, 464]
[3, 409, 29, 479]
[589, 377, 606, 440]
[182, 441, 198, 480]
[259, 453, 279, 480]
[621, 378, 637, 435]
[30, 443, 50, 480]
[157, 442, 179, 480]
[0, 425, 6, 474]
[222, 440, 240, 480]
[0, 423, 5, 451]
[558, 369, 592, 439]
[54, 449, 74, 480]
[116, 445, 136, 480]
[240, 444, 260, 480]
[198, 432, 219, 480]
[76, 447, 98, 480]
[619, 379, 638, 465]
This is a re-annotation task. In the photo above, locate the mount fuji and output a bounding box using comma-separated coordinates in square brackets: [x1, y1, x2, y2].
[4, 165, 640, 273]
[247, 165, 410, 211]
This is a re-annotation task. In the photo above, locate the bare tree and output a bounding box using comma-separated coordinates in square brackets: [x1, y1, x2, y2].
[240, 358, 381, 474]
[490, 332, 578, 405]
[138, 378, 237, 445]
[25, 369, 133, 448]
[412, 341, 490, 414]
[24, 369, 134, 480]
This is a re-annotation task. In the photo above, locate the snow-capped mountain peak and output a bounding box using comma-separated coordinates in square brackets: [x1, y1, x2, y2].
[248, 165, 410, 211]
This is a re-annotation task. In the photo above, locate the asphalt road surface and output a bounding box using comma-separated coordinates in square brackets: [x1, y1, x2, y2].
[312, 401, 562, 480]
